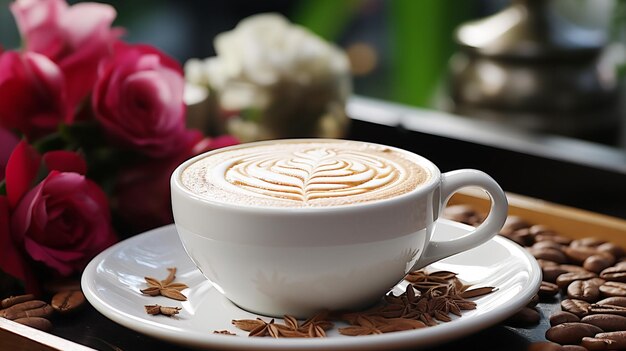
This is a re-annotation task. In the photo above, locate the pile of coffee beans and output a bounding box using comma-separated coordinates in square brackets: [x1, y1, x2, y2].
[0, 290, 86, 331]
[444, 205, 626, 351]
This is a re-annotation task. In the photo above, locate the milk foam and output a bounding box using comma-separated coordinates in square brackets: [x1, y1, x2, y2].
[181, 140, 430, 207]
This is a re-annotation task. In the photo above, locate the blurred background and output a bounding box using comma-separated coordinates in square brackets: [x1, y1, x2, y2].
[1, 0, 624, 146]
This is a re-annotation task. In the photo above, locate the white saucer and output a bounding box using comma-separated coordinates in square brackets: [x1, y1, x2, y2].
[81, 219, 541, 350]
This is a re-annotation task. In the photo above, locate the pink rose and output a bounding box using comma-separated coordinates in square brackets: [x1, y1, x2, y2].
[5, 141, 117, 277]
[93, 42, 187, 158]
[114, 133, 238, 232]
[10, 0, 119, 107]
[0, 51, 70, 140]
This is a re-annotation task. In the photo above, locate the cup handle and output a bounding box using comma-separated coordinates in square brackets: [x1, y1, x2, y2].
[411, 169, 508, 270]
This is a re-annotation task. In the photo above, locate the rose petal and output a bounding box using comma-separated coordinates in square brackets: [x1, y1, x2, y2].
[42, 151, 87, 175]
[0, 128, 20, 181]
[5, 141, 41, 208]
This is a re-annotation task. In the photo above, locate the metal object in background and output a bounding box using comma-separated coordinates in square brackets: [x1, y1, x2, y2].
[448, 0, 621, 144]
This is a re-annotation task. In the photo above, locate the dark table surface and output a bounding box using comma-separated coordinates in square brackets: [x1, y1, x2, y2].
[48, 97, 626, 350]
[50, 300, 561, 351]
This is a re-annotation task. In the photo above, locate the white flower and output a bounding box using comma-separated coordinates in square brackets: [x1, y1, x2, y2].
[184, 13, 351, 140]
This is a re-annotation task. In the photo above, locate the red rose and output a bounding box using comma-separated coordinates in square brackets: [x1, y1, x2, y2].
[0, 195, 38, 293]
[4, 141, 117, 277]
[0, 128, 19, 181]
[10, 0, 119, 107]
[93, 42, 187, 158]
[114, 133, 238, 232]
[0, 51, 70, 140]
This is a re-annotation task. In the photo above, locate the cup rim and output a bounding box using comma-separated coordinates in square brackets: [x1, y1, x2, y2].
[171, 138, 441, 213]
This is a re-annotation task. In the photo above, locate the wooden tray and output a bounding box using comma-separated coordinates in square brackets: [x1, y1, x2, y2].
[449, 189, 626, 248]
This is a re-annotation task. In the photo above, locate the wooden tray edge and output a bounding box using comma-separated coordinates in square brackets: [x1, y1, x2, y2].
[0, 318, 95, 351]
[449, 189, 626, 248]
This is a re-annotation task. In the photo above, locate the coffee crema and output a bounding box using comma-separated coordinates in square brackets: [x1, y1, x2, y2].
[181, 140, 430, 207]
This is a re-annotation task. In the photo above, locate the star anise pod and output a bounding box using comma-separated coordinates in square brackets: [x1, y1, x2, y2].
[338, 315, 385, 336]
[376, 317, 427, 331]
[380, 285, 421, 318]
[459, 286, 498, 299]
[232, 318, 301, 338]
[232, 318, 267, 332]
[140, 267, 188, 301]
[297, 311, 333, 337]
[267, 322, 305, 338]
[240, 318, 275, 337]
[144, 304, 181, 316]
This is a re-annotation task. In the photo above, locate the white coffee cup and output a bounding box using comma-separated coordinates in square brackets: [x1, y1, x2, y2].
[171, 139, 508, 317]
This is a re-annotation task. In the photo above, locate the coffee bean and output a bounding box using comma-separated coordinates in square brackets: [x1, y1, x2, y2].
[543, 266, 569, 283]
[557, 272, 598, 289]
[0, 300, 53, 320]
[528, 224, 556, 236]
[501, 216, 531, 235]
[505, 307, 541, 326]
[13, 317, 52, 331]
[531, 248, 568, 264]
[581, 314, 626, 332]
[534, 241, 565, 251]
[567, 280, 601, 302]
[580, 336, 615, 351]
[0, 294, 35, 309]
[570, 237, 605, 248]
[599, 281, 626, 297]
[527, 341, 564, 351]
[442, 205, 483, 226]
[51, 290, 85, 313]
[587, 278, 607, 287]
[535, 234, 572, 245]
[561, 346, 587, 351]
[560, 265, 591, 274]
[588, 304, 626, 316]
[561, 299, 591, 317]
[549, 311, 580, 326]
[592, 331, 626, 349]
[584, 255, 615, 274]
[502, 232, 532, 247]
[545, 322, 603, 345]
[540, 281, 560, 298]
[538, 259, 559, 268]
[527, 342, 565, 351]
[599, 266, 626, 283]
[563, 246, 599, 265]
[596, 296, 626, 307]
[597, 243, 626, 259]
[528, 294, 540, 307]
[511, 228, 536, 246]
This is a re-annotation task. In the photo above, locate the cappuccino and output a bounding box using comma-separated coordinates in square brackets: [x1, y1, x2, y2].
[181, 140, 431, 208]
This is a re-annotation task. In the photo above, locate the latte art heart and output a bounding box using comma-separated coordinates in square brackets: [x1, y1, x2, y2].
[181, 140, 430, 207]
[226, 148, 403, 203]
